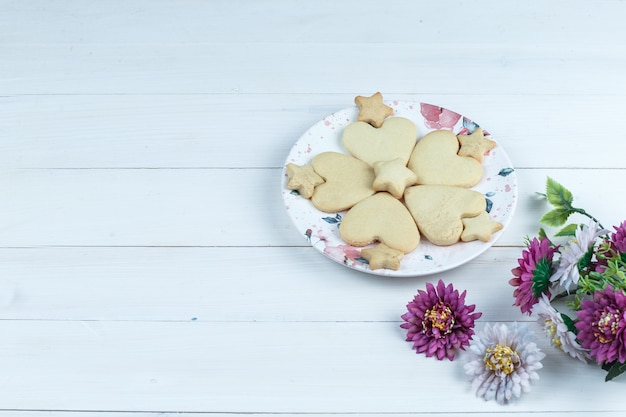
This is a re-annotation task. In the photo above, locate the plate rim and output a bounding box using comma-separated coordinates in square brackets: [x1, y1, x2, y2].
[281, 100, 518, 277]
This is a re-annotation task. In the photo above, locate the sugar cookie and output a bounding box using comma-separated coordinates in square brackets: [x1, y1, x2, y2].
[361, 243, 405, 271]
[404, 185, 486, 246]
[354, 92, 393, 128]
[310, 151, 375, 213]
[343, 117, 417, 167]
[372, 158, 418, 199]
[285, 163, 325, 199]
[339, 192, 420, 253]
[457, 128, 497, 162]
[461, 211, 503, 242]
[408, 129, 483, 188]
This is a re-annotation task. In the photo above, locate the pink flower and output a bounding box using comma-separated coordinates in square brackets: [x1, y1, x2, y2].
[420, 103, 462, 130]
[509, 237, 557, 315]
[401, 280, 482, 361]
[575, 285, 626, 364]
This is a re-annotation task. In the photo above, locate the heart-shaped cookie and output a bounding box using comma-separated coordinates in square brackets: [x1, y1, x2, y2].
[342, 117, 417, 166]
[310, 151, 375, 213]
[339, 192, 420, 253]
[404, 185, 486, 246]
[408, 130, 483, 187]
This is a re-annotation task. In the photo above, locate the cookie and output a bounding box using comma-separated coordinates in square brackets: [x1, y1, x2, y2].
[461, 211, 503, 242]
[360, 243, 405, 271]
[372, 158, 418, 199]
[285, 163, 325, 199]
[343, 117, 417, 167]
[404, 185, 486, 246]
[339, 192, 420, 253]
[354, 92, 393, 128]
[457, 128, 497, 162]
[310, 151, 375, 213]
[408, 129, 483, 188]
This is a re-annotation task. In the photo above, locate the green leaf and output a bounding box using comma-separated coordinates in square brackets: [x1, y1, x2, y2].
[538, 228, 548, 240]
[560, 313, 578, 335]
[540, 208, 573, 227]
[605, 361, 626, 381]
[545, 177, 574, 209]
[578, 245, 595, 271]
[532, 258, 553, 297]
[566, 295, 582, 311]
[555, 224, 579, 237]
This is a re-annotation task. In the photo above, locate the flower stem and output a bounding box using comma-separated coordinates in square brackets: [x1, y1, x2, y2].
[572, 207, 605, 230]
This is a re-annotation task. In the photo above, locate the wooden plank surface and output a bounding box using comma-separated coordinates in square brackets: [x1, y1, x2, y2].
[0, 167, 623, 247]
[2, 0, 626, 415]
[2, 94, 626, 169]
[0, 246, 551, 322]
[1, 320, 623, 413]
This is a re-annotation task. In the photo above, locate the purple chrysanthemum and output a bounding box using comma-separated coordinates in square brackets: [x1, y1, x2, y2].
[609, 221, 626, 253]
[575, 285, 626, 364]
[401, 279, 482, 361]
[509, 237, 557, 315]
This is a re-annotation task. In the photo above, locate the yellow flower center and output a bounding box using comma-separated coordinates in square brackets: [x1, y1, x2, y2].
[422, 302, 455, 338]
[484, 344, 520, 376]
[594, 310, 620, 344]
[544, 319, 562, 350]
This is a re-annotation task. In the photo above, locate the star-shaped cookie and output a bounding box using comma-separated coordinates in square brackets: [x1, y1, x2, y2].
[360, 243, 405, 271]
[461, 211, 503, 242]
[457, 128, 497, 162]
[372, 158, 418, 199]
[354, 92, 393, 128]
[285, 163, 325, 199]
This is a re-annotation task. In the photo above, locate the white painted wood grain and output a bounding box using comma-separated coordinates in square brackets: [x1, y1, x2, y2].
[2, 94, 626, 169]
[3, 43, 625, 96]
[0, 167, 623, 247]
[2, 0, 626, 415]
[2, 414, 624, 417]
[0, 246, 546, 323]
[2, 0, 625, 96]
[0, 320, 622, 413]
[4, 0, 624, 46]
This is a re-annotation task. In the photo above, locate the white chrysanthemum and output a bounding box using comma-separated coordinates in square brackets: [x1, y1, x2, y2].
[534, 294, 588, 362]
[549, 221, 607, 292]
[464, 322, 545, 405]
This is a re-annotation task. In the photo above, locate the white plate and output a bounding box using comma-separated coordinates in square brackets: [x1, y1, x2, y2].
[281, 100, 517, 277]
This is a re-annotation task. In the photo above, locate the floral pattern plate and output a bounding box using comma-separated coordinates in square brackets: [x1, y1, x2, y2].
[281, 101, 517, 277]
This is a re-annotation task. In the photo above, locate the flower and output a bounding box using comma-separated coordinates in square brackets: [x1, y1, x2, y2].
[401, 280, 482, 361]
[575, 285, 626, 364]
[509, 178, 626, 380]
[549, 221, 607, 293]
[609, 221, 626, 253]
[509, 237, 557, 315]
[534, 294, 588, 362]
[464, 322, 545, 405]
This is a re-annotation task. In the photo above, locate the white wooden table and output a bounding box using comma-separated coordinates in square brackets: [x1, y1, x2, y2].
[2, 1, 626, 415]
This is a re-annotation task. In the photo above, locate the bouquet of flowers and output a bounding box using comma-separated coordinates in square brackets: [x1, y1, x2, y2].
[399, 177, 625, 404]
[509, 177, 626, 381]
